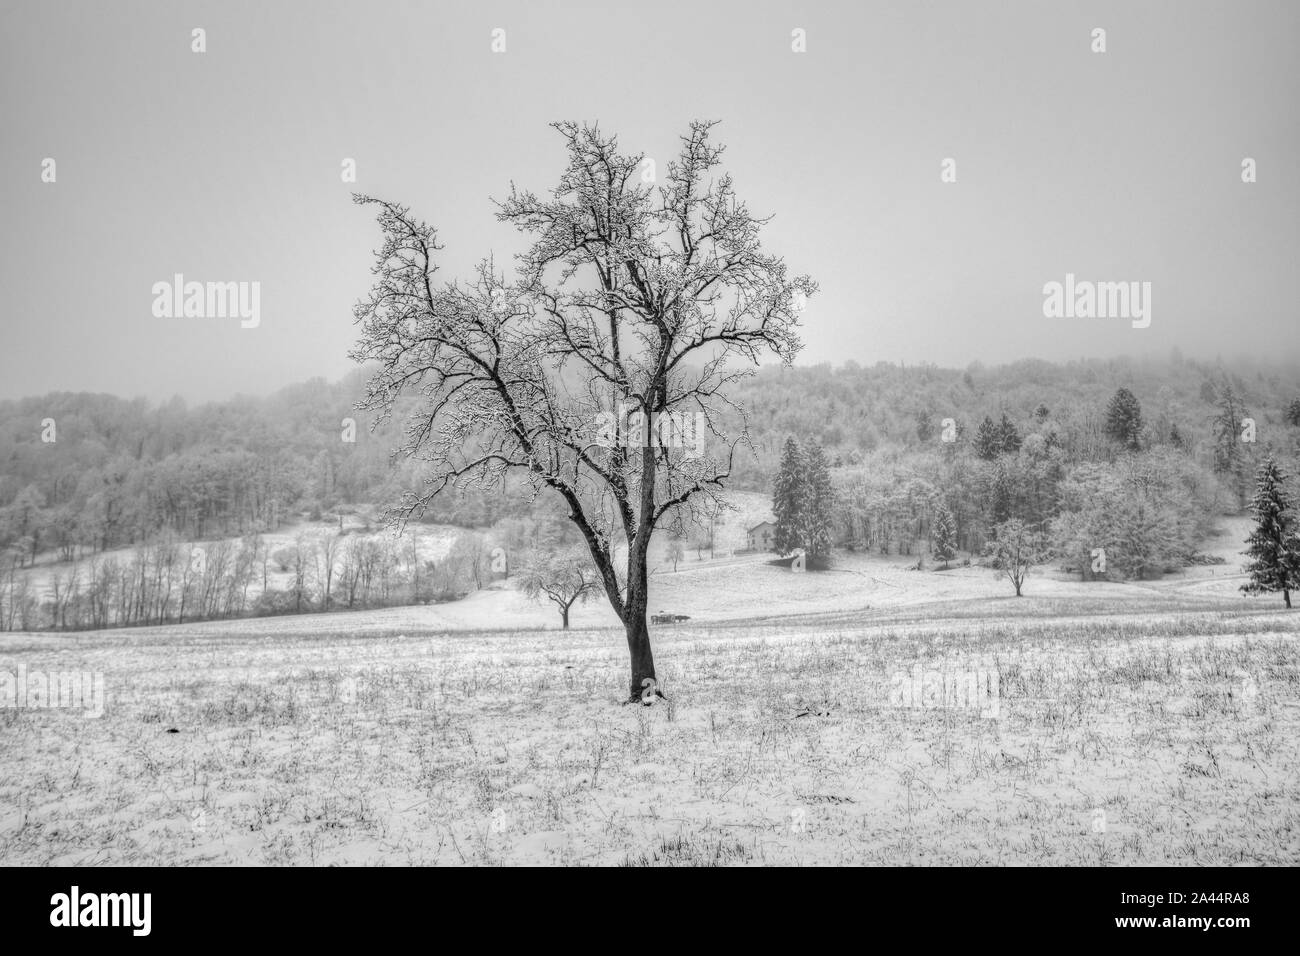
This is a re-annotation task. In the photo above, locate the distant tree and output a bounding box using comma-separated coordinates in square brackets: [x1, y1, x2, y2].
[804, 441, 835, 560]
[2, 485, 46, 567]
[988, 460, 1014, 527]
[1287, 398, 1300, 428]
[1211, 383, 1251, 507]
[666, 532, 685, 572]
[289, 534, 313, 613]
[315, 532, 343, 610]
[993, 518, 1045, 597]
[997, 413, 1022, 455]
[932, 501, 957, 568]
[520, 550, 601, 629]
[1105, 387, 1143, 450]
[698, 496, 726, 560]
[1240, 457, 1300, 609]
[915, 410, 935, 443]
[974, 417, 1000, 461]
[772, 437, 805, 554]
[688, 530, 708, 561]
[1034, 403, 1051, 423]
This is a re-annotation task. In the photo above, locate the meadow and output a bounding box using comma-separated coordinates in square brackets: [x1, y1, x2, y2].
[2, 547, 1297, 866]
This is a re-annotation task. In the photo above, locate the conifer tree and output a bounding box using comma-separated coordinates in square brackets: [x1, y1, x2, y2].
[932, 500, 957, 568]
[804, 441, 835, 559]
[997, 413, 1022, 455]
[974, 416, 1000, 461]
[1104, 387, 1143, 450]
[1287, 398, 1300, 428]
[1241, 456, 1300, 609]
[772, 437, 805, 554]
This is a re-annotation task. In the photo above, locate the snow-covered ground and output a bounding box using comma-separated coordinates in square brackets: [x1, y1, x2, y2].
[2, 510, 1297, 866]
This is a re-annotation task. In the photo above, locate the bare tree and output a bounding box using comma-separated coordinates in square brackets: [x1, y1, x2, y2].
[520, 550, 602, 629]
[289, 534, 313, 613]
[351, 121, 814, 701]
[315, 531, 343, 611]
[667, 532, 685, 572]
[993, 519, 1046, 597]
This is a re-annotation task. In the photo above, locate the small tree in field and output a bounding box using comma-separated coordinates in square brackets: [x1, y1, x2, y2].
[351, 121, 814, 701]
[666, 532, 685, 572]
[1241, 456, 1300, 609]
[993, 518, 1045, 597]
[520, 550, 601, 629]
[932, 501, 957, 569]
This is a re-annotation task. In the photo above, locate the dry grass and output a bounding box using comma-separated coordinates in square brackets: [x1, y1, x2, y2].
[1, 601, 1298, 866]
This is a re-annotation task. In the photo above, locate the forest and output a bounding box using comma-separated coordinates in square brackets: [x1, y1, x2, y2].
[1, 352, 1297, 630]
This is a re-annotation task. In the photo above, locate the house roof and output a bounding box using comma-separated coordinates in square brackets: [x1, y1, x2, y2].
[747, 520, 776, 533]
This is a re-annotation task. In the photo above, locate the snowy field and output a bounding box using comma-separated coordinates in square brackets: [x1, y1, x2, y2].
[3, 510, 1299, 867]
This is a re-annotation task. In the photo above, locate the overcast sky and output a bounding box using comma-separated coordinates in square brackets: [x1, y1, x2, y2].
[2, 0, 1296, 403]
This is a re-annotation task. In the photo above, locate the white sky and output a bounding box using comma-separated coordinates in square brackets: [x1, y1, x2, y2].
[2, 0, 1296, 402]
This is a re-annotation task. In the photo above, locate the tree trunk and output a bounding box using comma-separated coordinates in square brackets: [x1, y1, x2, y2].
[561, 605, 570, 629]
[1285, 589, 1292, 610]
[624, 613, 658, 702]
[622, 555, 659, 702]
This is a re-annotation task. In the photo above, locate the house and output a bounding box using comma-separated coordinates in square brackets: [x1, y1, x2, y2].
[746, 520, 776, 552]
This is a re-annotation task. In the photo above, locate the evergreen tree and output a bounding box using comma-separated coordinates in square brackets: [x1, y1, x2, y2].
[804, 441, 835, 559]
[1241, 456, 1300, 609]
[974, 416, 1000, 460]
[997, 413, 1022, 455]
[1104, 387, 1143, 450]
[915, 410, 934, 443]
[1287, 397, 1300, 428]
[932, 500, 957, 568]
[772, 437, 805, 554]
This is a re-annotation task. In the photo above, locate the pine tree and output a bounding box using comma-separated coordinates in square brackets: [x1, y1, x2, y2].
[772, 437, 805, 554]
[915, 410, 934, 443]
[1287, 398, 1300, 428]
[804, 441, 835, 560]
[997, 413, 1022, 455]
[1240, 456, 1300, 609]
[974, 416, 1000, 460]
[1104, 387, 1143, 450]
[932, 500, 957, 568]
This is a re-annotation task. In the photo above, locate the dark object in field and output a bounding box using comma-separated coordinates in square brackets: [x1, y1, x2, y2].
[165, 728, 179, 734]
[794, 703, 833, 718]
[651, 613, 690, 625]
